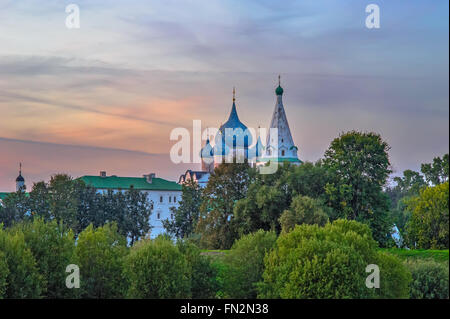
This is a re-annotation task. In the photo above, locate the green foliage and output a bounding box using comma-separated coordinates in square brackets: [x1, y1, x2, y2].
[197, 162, 255, 249]
[381, 248, 449, 263]
[374, 252, 411, 299]
[124, 188, 152, 244]
[406, 182, 449, 249]
[10, 218, 76, 298]
[0, 190, 30, 228]
[163, 179, 202, 239]
[322, 131, 393, 246]
[421, 153, 449, 186]
[75, 223, 128, 298]
[2, 174, 153, 243]
[279, 195, 329, 233]
[124, 237, 190, 298]
[234, 162, 329, 237]
[0, 226, 43, 298]
[258, 220, 410, 299]
[404, 259, 449, 299]
[221, 230, 277, 299]
[0, 250, 9, 298]
[176, 240, 219, 298]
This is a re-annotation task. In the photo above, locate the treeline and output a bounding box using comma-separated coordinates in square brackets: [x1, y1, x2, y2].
[0, 218, 217, 298]
[1, 218, 447, 299]
[386, 154, 449, 249]
[165, 131, 449, 250]
[0, 175, 152, 244]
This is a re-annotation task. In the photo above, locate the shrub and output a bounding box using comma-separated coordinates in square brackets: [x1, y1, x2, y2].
[9, 218, 76, 298]
[0, 251, 9, 298]
[0, 226, 43, 298]
[258, 219, 410, 299]
[124, 237, 190, 298]
[75, 223, 128, 298]
[222, 230, 277, 298]
[405, 259, 449, 299]
[374, 252, 411, 299]
[177, 241, 219, 299]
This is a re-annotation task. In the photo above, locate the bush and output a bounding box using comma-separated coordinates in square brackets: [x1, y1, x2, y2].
[405, 259, 449, 299]
[10, 218, 76, 298]
[75, 223, 128, 298]
[124, 237, 190, 298]
[374, 252, 411, 299]
[0, 251, 9, 298]
[0, 226, 43, 298]
[222, 230, 277, 298]
[258, 219, 411, 299]
[177, 241, 219, 299]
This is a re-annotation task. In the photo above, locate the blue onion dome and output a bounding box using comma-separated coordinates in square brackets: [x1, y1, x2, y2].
[200, 139, 214, 158]
[213, 129, 230, 156]
[16, 174, 25, 182]
[217, 100, 253, 148]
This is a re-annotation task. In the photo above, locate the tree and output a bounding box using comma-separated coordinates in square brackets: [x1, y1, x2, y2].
[385, 169, 427, 238]
[258, 219, 411, 299]
[322, 131, 393, 246]
[222, 230, 277, 298]
[0, 190, 29, 228]
[124, 188, 152, 245]
[405, 182, 449, 249]
[279, 195, 329, 233]
[10, 218, 76, 298]
[196, 162, 255, 249]
[163, 179, 202, 239]
[176, 240, 218, 299]
[0, 251, 8, 298]
[234, 162, 331, 236]
[75, 223, 129, 298]
[47, 174, 83, 232]
[0, 226, 43, 298]
[421, 153, 449, 186]
[124, 237, 190, 298]
[28, 181, 51, 221]
[405, 259, 449, 299]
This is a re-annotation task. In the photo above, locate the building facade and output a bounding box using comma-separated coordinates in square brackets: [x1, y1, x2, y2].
[80, 172, 182, 238]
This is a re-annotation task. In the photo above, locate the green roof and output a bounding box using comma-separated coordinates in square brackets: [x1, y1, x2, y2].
[0, 192, 29, 201]
[0, 192, 9, 200]
[79, 176, 181, 191]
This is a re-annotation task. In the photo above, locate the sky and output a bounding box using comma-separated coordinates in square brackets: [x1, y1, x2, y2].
[0, 0, 448, 191]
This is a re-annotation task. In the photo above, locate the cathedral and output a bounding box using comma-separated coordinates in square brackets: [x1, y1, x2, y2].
[179, 77, 302, 186]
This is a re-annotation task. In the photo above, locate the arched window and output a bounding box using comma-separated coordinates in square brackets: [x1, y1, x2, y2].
[281, 150, 285, 156]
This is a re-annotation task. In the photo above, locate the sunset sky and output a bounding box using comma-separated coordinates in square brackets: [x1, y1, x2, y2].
[0, 0, 448, 191]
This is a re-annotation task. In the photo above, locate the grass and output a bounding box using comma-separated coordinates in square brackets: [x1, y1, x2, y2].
[381, 248, 449, 263]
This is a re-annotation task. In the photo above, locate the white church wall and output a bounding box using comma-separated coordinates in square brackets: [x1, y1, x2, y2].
[96, 188, 181, 238]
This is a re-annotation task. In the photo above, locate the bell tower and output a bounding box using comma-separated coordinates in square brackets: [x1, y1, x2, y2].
[16, 162, 26, 192]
